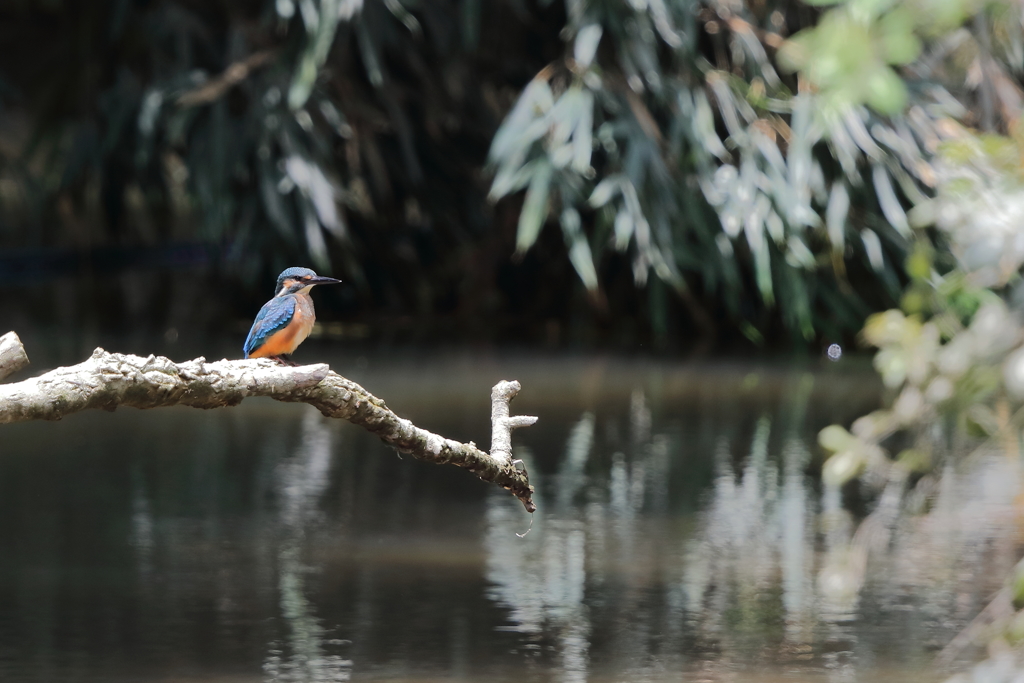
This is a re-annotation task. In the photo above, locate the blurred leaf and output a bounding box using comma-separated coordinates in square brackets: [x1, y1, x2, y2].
[865, 66, 907, 114]
[277, 0, 296, 18]
[299, 194, 330, 270]
[383, 0, 421, 34]
[355, 17, 385, 88]
[588, 175, 621, 207]
[289, 0, 344, 109]
[879, 7, 921, 65]
[905, 243, 932, 281]
[613, 210, 633, 251]
[895, 448, 930, 473]
[515, 161, 553, 254]
[787, 236, 816, 268]
[826, 182, 850, 252]
[740, 322, 765, 345]
[285, 155, 345, 237]
[692, 91, 729, 160]
[492, 158, 545, 200]
[574, 24, 603, 68]
[863, 309, 909, 347]
[1013, 560, 1024, 609]
[260, 161, 296, 242]
[823, 450, 866, 487]
[298, 0, 319, 33]
[561, 208, 599, 291]
[872, 164, 910, 236]
[819, 424, 858, 452]
[489, 78, 553, 167]
[571, 89, 594, 173]
[747, 220, 774, 305]
[862, 229, 886, 272]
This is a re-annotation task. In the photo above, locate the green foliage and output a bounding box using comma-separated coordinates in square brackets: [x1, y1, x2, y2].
[485, 0, 1024, 341]
[818, 423, 886, 486]
[779, 1, 920, 114]
[3, 0, 1024, 343]
[815, 125, 1024, 667]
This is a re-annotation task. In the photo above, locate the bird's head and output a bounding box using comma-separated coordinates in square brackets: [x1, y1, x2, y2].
[275, 267, 342, 297]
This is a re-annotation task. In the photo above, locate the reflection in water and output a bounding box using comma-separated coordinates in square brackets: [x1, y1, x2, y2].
[483, 376, 1023, 682]
[486, 447, 591, 683]
[263, 410, 353, 682]
[1, 359, 1021, 682]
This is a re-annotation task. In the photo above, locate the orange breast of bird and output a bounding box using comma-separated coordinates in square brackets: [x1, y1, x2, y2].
[249, 295, 316, 358]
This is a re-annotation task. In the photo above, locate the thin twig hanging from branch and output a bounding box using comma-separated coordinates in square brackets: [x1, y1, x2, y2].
[0, 333, 537, 512]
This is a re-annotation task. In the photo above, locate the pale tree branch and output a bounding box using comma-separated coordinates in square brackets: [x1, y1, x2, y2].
[490, 380, 539, 464]
[0, 332, 29, 381]
[0, 333, 537, 512]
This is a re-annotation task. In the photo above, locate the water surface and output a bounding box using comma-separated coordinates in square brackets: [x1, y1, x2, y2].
[0, 354, 1017, 682]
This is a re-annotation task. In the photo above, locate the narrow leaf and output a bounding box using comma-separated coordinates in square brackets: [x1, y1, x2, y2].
[861, 229, 885, 271]
[693, 91, 728, 160]
[383, 0, 421, 34]
[298, 0, 319, 33]
[299, 196, 330, 270]
[614, 210, 633, 250]
[561, 208, 599, 291]
[872, 163, 910, 237]
[826, 182, 849, 252]
[574, 24, 603, 68]
[489, 79, 553, 162]
[490, 156, 538, 200]
[588, 175, 621, 207]
[571, 89, 594, 173]
[515, 162, 553, 253]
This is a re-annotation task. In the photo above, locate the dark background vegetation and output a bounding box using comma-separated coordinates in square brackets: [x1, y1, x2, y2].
[0, 2, 602, 349]
[0, 0, 909, 353]
[0, 0, 1017, 358]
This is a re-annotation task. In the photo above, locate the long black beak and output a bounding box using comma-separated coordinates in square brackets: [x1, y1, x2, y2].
[309, 276, 343, 285]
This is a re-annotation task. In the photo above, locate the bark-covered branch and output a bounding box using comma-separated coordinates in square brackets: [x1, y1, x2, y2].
[490, 380, 538, 462]
[0, 332, 29, 381]
[0, 334, 537, 512]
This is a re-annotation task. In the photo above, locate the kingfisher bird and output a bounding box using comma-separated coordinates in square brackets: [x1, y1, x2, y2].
[243, 267, 342, 362]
